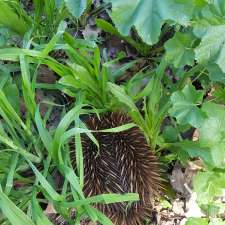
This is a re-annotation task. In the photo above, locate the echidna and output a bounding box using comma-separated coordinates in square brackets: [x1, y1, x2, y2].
[70, 112, 163, 225]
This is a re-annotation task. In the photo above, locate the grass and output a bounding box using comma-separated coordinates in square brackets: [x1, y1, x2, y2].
[0, 1, 224, 225]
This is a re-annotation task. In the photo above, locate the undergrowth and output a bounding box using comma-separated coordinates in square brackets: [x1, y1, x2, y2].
[0, 0, 224, 225]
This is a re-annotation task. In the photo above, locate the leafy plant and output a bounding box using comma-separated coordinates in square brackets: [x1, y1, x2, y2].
[0, 0, 224, 225]
[0, 0, 31, 35]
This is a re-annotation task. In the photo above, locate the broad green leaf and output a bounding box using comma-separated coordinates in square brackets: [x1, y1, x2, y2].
[169, 84, 206, 128]
[199, 102, 225, 168]
[185, 217, 209, 225]
[165, 32, 195, 68]
[195, 25, 225, 73]
[193, 171, 225, 206]
[106, 0, 194, 45]
[206, 63, 225, 84]
[174, 140, 214, 167]
[162, 125, 179, 142]
[0, 189, 35, 225]
[64, 0, 87, 18]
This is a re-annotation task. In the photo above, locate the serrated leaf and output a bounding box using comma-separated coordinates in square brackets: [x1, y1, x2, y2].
[195, 25, 225, 74]
[169, 84, 206, 128]
[165, 32, 195, 68]
[64, 0, 87, 18]
[106, 0, 194, 45]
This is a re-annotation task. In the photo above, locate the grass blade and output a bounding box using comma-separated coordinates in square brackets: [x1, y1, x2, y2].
[0, 187, 35, 225]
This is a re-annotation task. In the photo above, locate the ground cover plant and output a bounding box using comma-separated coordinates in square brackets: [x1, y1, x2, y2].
[0, 0, 224, 224]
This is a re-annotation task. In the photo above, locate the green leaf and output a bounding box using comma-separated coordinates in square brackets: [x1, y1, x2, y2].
[62, 193, 139, 208]
[108, 82, 138, 111]
[185, 217, 209, 225]
[20, 54, 36, 117]
[213, 87, 225, 103]
[0, 1, 30, 36]
[195, 25, 225, 73]
[52, 104, 84, 162]
[160, 199, 172, 209]
[39, 21, 67, 57]
[106, 0, 194, 45]
[169, 84, 206, 128]
[96, 19, 121, 37]
[64, 0, 87, 18]
[98, 123, 137, 133]
[165, 32, 195, 68]
[206, 63, 225, 84]
[193, 171, 225, 206]
[28, 161, 63, 201]
[108, 82, 146, 130]
[0, 188, 35, 225]
[5, 153, 18, 194]
[59, 165, 84, 198]
[162, 125, 179, 142]
[174, 140, 214, 167]
[199, 102, 225, 168]
[35, 107, 53, 153]
[90, 207, 114, 225]
[31, 193, 54, 225]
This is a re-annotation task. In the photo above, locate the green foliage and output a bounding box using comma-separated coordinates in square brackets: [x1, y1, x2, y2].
[193, 171, 225, 207]
[64, 0, 88, 18]
[0, 0, 31, 35]
[169, 84, 206, 128]
[195, 25, 225, 72]
[186, 218, 209, 225]
[0, 0, 224, 224]
[199, 102, 225, 168]
[165, 32, 196, 68]
[105, 0, 193, 45]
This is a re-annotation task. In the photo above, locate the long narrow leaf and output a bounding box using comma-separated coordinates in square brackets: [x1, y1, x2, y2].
[0, 188, 35, 225]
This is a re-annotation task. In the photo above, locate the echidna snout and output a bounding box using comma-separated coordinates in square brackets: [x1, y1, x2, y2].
[71, 112, 162, 225]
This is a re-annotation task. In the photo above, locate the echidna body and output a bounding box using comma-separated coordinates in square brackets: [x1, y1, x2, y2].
[71, 112, 162, 225]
